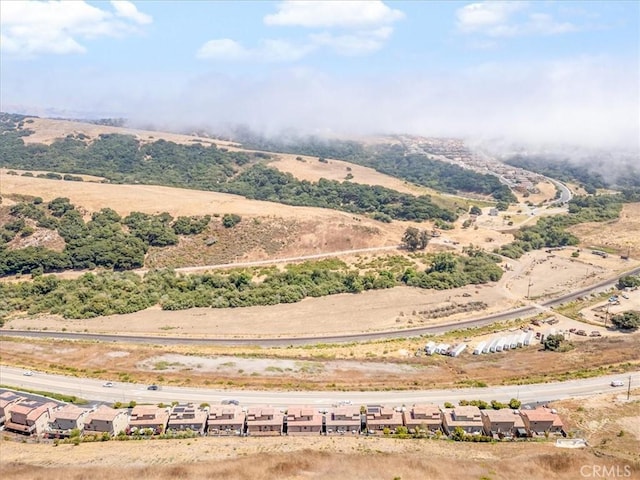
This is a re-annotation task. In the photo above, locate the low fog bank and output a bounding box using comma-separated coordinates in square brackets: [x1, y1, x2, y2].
[3, 53, 637, 154]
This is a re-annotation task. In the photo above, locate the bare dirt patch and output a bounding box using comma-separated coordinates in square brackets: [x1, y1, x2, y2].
[552, 391, 640, 463]
[513, 180, 558, 205]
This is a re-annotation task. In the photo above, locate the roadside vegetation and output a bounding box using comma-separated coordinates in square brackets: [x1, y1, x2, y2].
[0, 250, 503, 322]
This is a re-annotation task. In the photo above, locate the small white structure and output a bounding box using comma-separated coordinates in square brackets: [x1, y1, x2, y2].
[517, 333, 526, 347]
[495, 338, 506, 352]
[450, 344, 467, 357]
[523, 331, 535, 346]
[473, 341, 486, 355]
[488, 338, 500, 353]
[425, 342, 437, 355]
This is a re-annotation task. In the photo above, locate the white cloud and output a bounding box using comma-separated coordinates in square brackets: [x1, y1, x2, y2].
[197, 38, 314, 62]
[0, 0, 152, 56]
[199, 1, 403, 62]
[456, 1, 581, 37]
[456, 1, 527, 33]
[310, 27, 393, 56]
[196, 39, 250, 61]
[111, 1, 152, 25]
[264, 0, 404, 28]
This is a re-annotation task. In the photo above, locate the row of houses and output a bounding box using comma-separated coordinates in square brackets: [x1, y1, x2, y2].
[0, 391, 564, 439]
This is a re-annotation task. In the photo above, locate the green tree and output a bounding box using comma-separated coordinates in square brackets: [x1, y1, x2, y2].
[470, 205, 482, 216]
[543, 333, 565, 351]
[618, 275, 640, 289]
[402, 227, 429, 251]
[402, 227, 420, 251]
[222, 213, 242, 228]
[508, 398, 522, 409]
[610, 311, 640, 330]
[451, 426, 467, 441]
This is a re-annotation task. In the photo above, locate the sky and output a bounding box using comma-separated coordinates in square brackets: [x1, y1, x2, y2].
[1, 0, 638, 150]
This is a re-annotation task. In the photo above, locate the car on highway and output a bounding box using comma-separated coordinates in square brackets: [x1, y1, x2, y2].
[611, 380, 625, 387]
[221, 399, 240, 405]
[103, 382, 114, 388]
[23, 370, 34, 376]
[147, 385, 159, 391]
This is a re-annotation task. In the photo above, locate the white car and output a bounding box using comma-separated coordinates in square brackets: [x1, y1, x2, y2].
[103, 382, 114, 388]
[611, 380, 624, 387]
[23, 371, 34, 376]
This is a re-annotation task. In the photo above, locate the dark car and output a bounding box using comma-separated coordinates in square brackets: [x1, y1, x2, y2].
[221, 399, 240, 405]
[147, 385, 159, 391]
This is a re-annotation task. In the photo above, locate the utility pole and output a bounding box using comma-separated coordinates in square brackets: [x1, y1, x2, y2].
[628, 375, 632, 401]
[527, 278, 532, 300]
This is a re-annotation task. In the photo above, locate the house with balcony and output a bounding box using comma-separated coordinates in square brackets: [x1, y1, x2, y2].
[47, 404, 92, 438]
[521, 408, 564, 436]
[83, 406, 129, 437]
[481, 409, 522, 437]
[442, 406, 483, 435]
[0, 391, 25, 425]
[285, 406, 322, 436]
[128, 405, 170, 435]
[245, 407, 283, 436]
[4, 399, 57, 436]
[403, 404, 442, 434]
[167, 403, 209, 435]
[208, 406, 245, 436]
[365, 406, 404, 434]
[325, 406, 361, 435]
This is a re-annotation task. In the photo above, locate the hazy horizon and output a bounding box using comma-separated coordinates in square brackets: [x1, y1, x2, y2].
[1, 1, 638, 152]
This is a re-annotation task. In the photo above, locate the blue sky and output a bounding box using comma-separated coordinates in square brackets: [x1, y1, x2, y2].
[1, 1, 638, 149]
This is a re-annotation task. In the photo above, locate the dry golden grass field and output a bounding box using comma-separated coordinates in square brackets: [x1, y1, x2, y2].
[569, 202, 640, 258]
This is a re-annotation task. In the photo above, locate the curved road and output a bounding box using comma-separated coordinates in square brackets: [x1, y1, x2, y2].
[2, 265, 639, 347]
[1, 366, 636, 408]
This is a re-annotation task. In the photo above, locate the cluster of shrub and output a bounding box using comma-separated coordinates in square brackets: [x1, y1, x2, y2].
[0, 251, 503, 322]
[495, 193, 631, 259]
[0, 197, 211, 276]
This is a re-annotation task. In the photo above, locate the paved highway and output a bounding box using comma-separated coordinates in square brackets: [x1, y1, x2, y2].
[1, 366, 636, 408]
[548, 178, 573, 205]
[1, 265, 638, 347]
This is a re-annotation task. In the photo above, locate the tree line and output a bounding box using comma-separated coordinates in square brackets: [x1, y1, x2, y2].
[0, 251, 503, 323]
